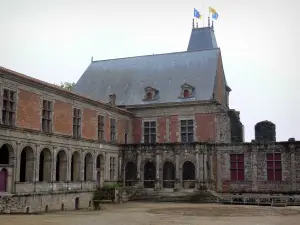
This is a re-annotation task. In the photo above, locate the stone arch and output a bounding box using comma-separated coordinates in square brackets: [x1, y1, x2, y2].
[143, 161, 155, 188]
[84, 152, 93, 181]
[20, 146, 34, 182]
[125, 161, 137, 186]
[39, 148, 52, 182]
[96, 154, 104, 187]
[163, 161, 175, 188]
[179, 157, 196, 169]
[71, 151, 80, 181]
[182, 161, 196, 189]
[0, 143, 14, 165]
[0, 168, 8, 192]
[56, 150, 67, 181]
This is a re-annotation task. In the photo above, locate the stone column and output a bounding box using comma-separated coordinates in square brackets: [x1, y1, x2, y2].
[174, 151, 180, 190]
[290, 144, 296, 191]
[34, 145, 40, 182]
[80, 150, 84, 182]
[199, 152, 204, 183]
[93, 151, 97, 182]
[203, 151, 208, 182]
[137, 150, 141, 183]
[155, 150, 160, 190]
[216, 151, 222, 192]
[52, 147, 57, 182]
[118, 154, 122, 182]
[67, 149, 72, 182]
[195, 150, 200, 189]
[251, 146, 258, 192]
[15, 142, 22, 183]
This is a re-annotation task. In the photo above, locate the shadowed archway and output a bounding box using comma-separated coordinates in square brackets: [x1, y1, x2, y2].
[182, 161, 196, 189]
[163, 161, 175, 188]
[39, 148, 52, 182]
[144, 161, 155, 188]
[56, 150, 67, 181]
[20, 146, 34, 182]
[125, 161, 137, 186]
[71, 151, 80, 182]
[84, 153, 93, 181]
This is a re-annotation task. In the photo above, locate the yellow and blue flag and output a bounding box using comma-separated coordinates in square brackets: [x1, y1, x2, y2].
[209, 7, 219, 20]
[194, 8, 203, 20]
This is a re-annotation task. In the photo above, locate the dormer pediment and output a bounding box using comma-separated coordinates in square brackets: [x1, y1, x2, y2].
[143, 86, 158, 101]
[179, 83, 195, 99]
[181, 83, 194, 89]
[144, 86, 157, 92]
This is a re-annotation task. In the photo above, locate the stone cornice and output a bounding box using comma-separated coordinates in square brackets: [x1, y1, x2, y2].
[0, 67, 133, 116]
[119, 100, 221, 109]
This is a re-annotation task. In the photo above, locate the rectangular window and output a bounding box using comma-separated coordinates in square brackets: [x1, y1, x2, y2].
[267, 153, 282, 181]
[98, 115, 104, 141]
[110, 118, 116, 142]
[2, 89, 16, 126]
[42, 100, 52, 133]
[180, 119, 194, 142]
[110, 157, 116, 180]
[73, 108, 81, 138]
[143, 121, 156, 143]
[230, 154, 244, 181]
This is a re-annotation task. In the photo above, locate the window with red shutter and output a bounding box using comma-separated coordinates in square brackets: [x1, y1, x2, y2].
[230, 154, 244, 181]
[266, 153, 282, 181]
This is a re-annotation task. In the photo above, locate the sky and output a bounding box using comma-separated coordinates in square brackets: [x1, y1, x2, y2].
[0, 0, 299, 142]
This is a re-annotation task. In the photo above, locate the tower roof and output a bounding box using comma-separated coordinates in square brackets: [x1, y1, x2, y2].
[187, 27, 218, 52]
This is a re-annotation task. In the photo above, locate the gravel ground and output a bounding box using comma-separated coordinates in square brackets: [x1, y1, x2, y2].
[2, 202, 300, 225]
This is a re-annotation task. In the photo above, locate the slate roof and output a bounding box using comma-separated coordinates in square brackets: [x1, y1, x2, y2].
[187, 27, 218, 52]
[73, 27, 223, 106]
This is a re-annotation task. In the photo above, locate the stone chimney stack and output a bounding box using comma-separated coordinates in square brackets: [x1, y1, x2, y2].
[109, 94, 116, 107]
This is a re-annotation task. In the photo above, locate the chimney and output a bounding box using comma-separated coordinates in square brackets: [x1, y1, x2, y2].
[109, 94, 116, 107]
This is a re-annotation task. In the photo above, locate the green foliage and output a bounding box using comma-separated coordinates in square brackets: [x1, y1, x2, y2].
[59, 81, 75, 91]
[92, 183, 121, 209]
[103, 183, 121, 190]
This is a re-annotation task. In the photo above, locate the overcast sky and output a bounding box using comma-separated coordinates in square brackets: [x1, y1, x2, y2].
[0, 0, 299, 142]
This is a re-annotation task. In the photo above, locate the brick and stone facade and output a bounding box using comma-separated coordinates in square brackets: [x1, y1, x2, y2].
[0, 67, 132, 213]
[0, 26, 298, 214]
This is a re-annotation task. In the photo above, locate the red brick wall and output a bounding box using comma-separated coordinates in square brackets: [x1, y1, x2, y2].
[132, 117, 142, 143]
[170, 115, 178, 142]
[158, 117, 166, 143]
[17, 89, 41, 130]
[105, 115, 110, 142]
[117, 119, 125, 143]
[195, 113, 216, 141]
[53, 100, 73, 135]
[82, 108, 97, 140]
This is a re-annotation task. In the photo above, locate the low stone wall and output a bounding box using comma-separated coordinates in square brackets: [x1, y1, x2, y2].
[0, 191, 93, 214]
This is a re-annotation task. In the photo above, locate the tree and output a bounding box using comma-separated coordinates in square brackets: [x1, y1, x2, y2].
[59, 82, 75, 91]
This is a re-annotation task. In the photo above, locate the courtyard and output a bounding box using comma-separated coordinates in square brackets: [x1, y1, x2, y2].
[2, 202, 300, 225]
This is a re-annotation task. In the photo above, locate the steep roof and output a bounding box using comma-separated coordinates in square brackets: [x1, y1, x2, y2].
[73, 48, 220, 106]
[187, 27, 218, 52]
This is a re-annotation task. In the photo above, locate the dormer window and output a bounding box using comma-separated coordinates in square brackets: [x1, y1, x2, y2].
[183, 89, 190, 98]
[146, 92, 153, 100]
[143, 86, 158, 101]
[179, 83, 195, 99]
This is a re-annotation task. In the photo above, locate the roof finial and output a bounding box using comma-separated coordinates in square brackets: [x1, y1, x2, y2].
[208, 16, 211, 27]
[91, 56, 93, 62]
[192, 18, 195, 29]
